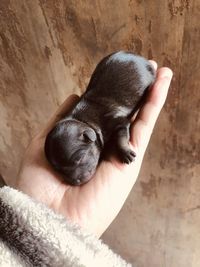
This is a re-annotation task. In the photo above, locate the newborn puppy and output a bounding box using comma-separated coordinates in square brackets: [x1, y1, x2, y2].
[45, 51, 155, 185]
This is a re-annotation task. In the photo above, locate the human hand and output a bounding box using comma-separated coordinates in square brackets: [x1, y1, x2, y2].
[15, 62, 173, 237]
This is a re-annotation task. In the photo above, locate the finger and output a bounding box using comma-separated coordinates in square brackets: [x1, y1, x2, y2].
[149, 60, 158, 71]
[39, 94, 80, 138]
[130, 67, 173, 152]
[131, 60, 158, 122]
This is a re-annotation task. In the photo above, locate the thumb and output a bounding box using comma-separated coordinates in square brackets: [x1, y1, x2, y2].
[130, 67, 173, 156]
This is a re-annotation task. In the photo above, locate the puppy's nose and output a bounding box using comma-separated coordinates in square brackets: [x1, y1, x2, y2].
[83, 128, 96, 142]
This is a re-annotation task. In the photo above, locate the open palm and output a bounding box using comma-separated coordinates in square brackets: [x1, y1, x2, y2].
[15, 63, 172, 237]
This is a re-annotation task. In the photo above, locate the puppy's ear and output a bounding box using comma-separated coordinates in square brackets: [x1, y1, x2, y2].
[83, 129, 96, 142]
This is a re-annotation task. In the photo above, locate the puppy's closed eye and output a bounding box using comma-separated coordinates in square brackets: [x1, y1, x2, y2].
[82, 129, 96, 143]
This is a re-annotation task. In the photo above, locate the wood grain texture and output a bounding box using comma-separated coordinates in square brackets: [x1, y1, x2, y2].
[0, 1, 199, 266]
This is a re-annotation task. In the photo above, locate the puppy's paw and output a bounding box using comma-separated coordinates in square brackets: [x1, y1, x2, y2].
[118, 148, 136, 164]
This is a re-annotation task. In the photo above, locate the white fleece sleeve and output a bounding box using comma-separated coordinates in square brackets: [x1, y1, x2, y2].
[0, 186, 132, 267]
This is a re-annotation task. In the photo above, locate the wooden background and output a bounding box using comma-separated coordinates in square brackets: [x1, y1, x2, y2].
[0, 1, 199, 266]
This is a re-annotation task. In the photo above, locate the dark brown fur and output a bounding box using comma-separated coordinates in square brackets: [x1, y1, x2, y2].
[45, 51, 155, 185]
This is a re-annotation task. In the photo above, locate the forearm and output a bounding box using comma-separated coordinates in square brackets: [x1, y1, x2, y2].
[0, 186, 131, 267]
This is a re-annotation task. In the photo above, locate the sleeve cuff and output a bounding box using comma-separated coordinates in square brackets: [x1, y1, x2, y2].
[0, 186, 131, 267]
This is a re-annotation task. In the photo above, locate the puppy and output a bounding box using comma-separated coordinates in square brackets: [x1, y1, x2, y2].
[45, 51, 155, 185]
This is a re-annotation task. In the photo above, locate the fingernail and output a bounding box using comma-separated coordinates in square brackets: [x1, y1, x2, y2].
[149, 60, 158, 71]
[162, 68, 173, 78]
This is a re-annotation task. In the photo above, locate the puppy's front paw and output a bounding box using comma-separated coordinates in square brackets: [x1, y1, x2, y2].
[118, 148, 136, 164]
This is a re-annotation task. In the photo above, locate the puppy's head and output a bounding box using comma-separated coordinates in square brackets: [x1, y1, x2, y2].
[45, 119, 101, 185]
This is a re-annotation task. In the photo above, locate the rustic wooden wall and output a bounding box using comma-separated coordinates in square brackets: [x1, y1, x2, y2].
[0, 1, 199, 266]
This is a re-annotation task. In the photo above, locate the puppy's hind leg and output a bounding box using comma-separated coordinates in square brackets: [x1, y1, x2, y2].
[115, 121, 136, 164]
